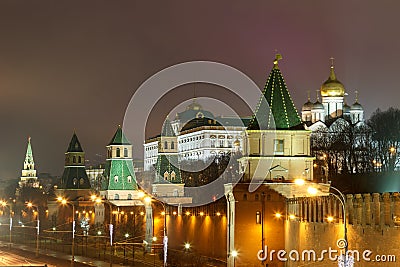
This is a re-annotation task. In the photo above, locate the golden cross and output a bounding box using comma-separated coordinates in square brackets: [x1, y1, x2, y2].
[330, 57, 335, 67]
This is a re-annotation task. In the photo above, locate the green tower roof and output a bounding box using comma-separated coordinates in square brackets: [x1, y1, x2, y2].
[67, 133, 83, 152]
[248, 54, 302, 130]
[102, 160, 138, 190]
[155, 154, 181, 184]
[161, 119, 175, 137]
[108, 126, 131, 145]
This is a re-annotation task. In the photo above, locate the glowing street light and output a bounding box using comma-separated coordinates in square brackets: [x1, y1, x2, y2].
[90, 195, 113, 267]
[274, 213, 282, 219]
[57, 197, 76, 267]
[231, 250, 238, 267]
[294, 178, 305, 186]
[307, 186, 318, 195]
[26, 202, 40, 257]
[0, 200, 12, 247]
[327, 216, 334, 223]
[184, 242, 190, 250]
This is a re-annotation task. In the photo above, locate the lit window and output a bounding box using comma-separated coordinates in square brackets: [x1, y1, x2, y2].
[171, 171, 176, 180]
[164, 171, 170, 180]
[274, 139, 284, 153]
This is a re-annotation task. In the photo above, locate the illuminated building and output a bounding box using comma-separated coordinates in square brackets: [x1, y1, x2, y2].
[18, 137, 39, 189]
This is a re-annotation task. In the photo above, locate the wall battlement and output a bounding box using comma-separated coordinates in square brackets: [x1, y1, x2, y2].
[287, 192, 400, 228]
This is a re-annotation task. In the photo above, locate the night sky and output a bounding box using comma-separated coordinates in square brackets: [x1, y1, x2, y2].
[1, 1, 400, 180]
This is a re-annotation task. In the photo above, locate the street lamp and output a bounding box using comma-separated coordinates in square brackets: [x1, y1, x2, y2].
[231, 250, 238, 267]
[0, 200, 12, 247]
[307, 184, 348, 256]
[144, 196, 167, 267]
[57, 197, 76, 267]
[91, 195, 114, 267]
[27, 202, 40, 257]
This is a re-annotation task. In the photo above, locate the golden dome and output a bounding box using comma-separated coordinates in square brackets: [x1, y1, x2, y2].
[320, 66, 345, 97]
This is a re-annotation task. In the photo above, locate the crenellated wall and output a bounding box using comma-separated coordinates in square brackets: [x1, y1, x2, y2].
[286, 192, 400, 267]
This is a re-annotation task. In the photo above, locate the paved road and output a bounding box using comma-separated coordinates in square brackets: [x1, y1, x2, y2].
[0, 241, 163, 267]
[0, 249, 52, 266]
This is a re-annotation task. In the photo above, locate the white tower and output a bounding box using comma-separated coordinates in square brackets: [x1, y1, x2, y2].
[19, 137, 39, 188]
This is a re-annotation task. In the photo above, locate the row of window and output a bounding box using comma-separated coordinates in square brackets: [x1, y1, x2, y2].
[145, 145, 157, 152]
[164, 141, 175, 149]
[243, 193, 271, 201]
[68, 156, 83, 164]
[114, 193, 133, 200]
[107, 148, 129, 158]
[114, 175, 133, 183]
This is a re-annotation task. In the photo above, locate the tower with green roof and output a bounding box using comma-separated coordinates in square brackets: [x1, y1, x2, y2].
[59, 133, 91, 190]
[248, 54, 302, 130]
[19, 137, 39, 188]
[101, 126, 140, 202]
[239, 55, 314, 182]
[155, 119, 181, 183]
[152, 119, 186, 198]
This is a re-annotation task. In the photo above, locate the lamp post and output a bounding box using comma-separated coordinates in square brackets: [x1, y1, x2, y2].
[57, 197, 76, 267]
[144, 196, 167, 267]
[27, 202, 40, 257]
[0, 200, 12, 247]
[306, 183, 348, 257]
[92, 195, 113, 267]
[231, 250, 238, 267]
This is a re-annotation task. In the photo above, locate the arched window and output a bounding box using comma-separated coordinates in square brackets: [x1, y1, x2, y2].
[114, 176, 118, 183]
[171, 141, 175, 149]
[116, 148, 120, 157]
[255, 194, 259, 201]
[164, 141, 168, 149]
[127, 194, 132, 200]
[164, 171, 170, 180]
[80, 178, 84, 185]
[73, 156, 76, 163]
[124, 148, 128, 157]
[127, 176, 132, 183]
[171, 171, 176, 180]
[114, 194, 119, 200]
[243, 194, 247, 201]
[73, 178, 78, 186]
[78, 156, 81, 163]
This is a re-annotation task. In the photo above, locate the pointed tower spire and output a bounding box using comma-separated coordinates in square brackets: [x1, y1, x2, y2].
[355, 90, 359, 103]
[101, 126, 138, 198]
[19, 137, 39, 188]
[59, 132, 91, 190]
[248, 54, 302, 130]
[161, 119, 176, 137]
